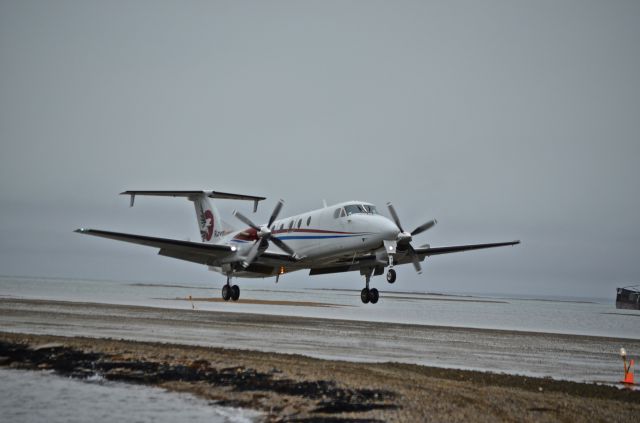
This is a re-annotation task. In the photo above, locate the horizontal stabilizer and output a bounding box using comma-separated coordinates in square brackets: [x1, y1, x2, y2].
[121, 190, 266, 211]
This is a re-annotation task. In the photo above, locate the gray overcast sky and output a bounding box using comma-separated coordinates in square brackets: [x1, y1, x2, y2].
[1, 0, 638, 298]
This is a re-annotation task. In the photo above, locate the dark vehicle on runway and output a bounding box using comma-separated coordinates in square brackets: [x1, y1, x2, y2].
[616, 286, 640, 310]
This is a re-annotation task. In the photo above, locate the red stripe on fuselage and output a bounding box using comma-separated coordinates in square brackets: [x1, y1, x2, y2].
[234, 228, 258, 241]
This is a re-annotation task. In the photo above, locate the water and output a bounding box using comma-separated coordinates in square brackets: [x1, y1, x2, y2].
[0, 368, 260, 423]
[1, 275, 638, 385]
[0, 275, 637, 339]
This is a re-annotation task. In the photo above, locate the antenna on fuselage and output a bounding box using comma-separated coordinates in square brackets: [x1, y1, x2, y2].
[322, 199, 327, 208]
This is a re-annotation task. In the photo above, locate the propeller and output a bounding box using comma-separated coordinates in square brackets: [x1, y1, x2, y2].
[233, 200, 296, 268]
[386, 202, 437, 274]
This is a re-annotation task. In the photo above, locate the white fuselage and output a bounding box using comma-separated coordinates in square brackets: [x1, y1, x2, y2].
[211, 201, 399, 277]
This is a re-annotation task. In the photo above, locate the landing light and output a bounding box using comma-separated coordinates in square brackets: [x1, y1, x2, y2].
[231, 246, 237, 252]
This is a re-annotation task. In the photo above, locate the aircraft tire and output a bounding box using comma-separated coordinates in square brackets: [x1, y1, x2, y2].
[231, 285, 240, 301]
[386, 268, 396, 283]
[222, 285, 231, 301]
[369, 288, 379, 304]
[360, 288, 370, 304]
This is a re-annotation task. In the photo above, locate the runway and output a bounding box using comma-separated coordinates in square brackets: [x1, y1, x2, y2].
[1, 298, 638, 385]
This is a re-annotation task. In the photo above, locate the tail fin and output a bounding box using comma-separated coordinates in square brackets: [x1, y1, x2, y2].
[192, 193, 222, 243]
[121, 190, 266, 244]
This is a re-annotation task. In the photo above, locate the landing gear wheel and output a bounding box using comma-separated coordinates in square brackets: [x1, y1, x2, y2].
[231, 285, 240, 301]
[360, 288, 370, 304]
[222, 285, 231, 301]
[386, 268, 397, 284]
[368, 288, 379, 304]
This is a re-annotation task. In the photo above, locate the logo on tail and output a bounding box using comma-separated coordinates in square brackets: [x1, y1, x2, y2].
[198, 203, 215, 241]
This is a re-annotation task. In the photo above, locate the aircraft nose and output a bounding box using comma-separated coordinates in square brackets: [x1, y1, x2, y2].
[379, 216, 400, 240]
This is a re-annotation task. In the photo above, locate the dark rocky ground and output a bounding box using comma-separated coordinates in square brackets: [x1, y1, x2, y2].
[1, 332, 639, 422]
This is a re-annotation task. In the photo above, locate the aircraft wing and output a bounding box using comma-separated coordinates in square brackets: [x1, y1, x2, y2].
[74, 229, 297, 267]
[309, 241, 520, 275]
[308, 255, 379, 276]
[414, 240, 520, 257]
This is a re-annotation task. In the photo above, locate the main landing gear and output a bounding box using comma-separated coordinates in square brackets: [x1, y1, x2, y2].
[361, 287, 379, 304]
[221, 275, 240, 301]
[360, 266, 399, 305]
[360, 273, 379, 304]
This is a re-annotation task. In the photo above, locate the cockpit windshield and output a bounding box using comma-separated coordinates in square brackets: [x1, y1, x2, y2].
[344, 204, 379, 216]
[362, 204, 378, 214]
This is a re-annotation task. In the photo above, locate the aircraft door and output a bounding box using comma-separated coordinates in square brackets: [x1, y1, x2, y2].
[343, 205, 362, 251]
[331, 206, 348, 253]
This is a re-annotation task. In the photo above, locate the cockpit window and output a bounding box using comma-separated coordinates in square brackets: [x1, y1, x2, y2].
[344, 204, 379, 215]
[344, 205, 361, 215]
[364, 205, 378, 214]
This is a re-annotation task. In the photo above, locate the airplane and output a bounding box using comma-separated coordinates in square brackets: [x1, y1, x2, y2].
[75, 190, 520, 304]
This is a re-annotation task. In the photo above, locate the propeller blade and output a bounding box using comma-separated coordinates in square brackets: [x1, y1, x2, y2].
[233, 210, 260, 231]
[411, 219, 437, 236]
[413, 257, 422, 275]
[408, 245, 422, 274]
[386, 202, 404, 232]
[412, 257, 422, 273]
[271, 236, 296, 256]
[242, 240, 262, 268]
[268, 200, 284, 227]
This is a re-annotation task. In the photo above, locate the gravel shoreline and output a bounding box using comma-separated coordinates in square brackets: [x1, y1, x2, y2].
[1, 332, 638, 422]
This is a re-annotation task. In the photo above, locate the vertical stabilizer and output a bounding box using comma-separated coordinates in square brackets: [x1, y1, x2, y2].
[120, 190, 266, 244]
[191, 194, 223, 243]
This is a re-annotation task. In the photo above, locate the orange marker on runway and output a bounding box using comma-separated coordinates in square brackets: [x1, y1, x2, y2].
[620, 348, 635, 385]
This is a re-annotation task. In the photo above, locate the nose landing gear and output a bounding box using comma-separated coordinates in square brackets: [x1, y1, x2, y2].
[386, 268, 396, 284]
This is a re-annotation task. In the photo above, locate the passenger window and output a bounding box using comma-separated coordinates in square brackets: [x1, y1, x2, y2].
[288, 221, 294, 232]
[297, 219, 302, 229]
[279, 224, 284, 231]
[306, 216, 311, 226]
